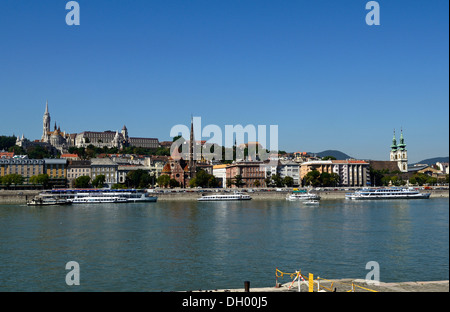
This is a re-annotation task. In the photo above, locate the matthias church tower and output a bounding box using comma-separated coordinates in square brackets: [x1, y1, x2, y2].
[42, 100, 51, 142]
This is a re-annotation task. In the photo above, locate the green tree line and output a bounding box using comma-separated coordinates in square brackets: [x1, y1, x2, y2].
[68, 145, 170, 160]
[301, 170, 340, 187]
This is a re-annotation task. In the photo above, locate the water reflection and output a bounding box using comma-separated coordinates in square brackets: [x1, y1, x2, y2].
[0, 198, 448, 291]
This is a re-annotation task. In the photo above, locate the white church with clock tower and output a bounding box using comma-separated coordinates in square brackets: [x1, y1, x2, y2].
[390, 129, 408, 172]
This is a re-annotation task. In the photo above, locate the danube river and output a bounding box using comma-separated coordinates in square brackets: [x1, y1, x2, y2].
[0, 198, 448, 291]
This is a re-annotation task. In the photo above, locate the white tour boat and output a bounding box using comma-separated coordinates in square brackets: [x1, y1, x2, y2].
[197, 192, 252, 201]
[345, 187, 431, 200]
[40, 189, 158, 204]
[287, 192, 320, 201]
[69, 196, 128, 204]
[27, 195, 72, 206]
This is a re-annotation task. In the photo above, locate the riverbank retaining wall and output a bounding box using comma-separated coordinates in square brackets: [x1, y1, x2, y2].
[0, 189, 448, 204]
[157, 189, 449, 201]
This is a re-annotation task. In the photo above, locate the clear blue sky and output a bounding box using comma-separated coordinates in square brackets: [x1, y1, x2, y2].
[0, 0, 448, 163]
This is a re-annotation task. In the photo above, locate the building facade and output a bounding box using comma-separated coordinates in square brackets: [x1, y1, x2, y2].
[300, 160, 370, 187]
[225, 161, 266, 188]
[67, 160, 91, 187]
[75, 126, 159, 150]
[332, 160, 370, 187]
[279, 160, 300, 186]
[213, 164, 228, 188]
[0, 158, 45, 183]
[90, 158, 118, 187]
[128, 137, 160, 149]
[161, 157, 188, 187]
[145, 156, 168, 180]
[436, 162, 449, 175]
[390, 129, 408, 172]
[75, 130, 125, 149]
[300, 160, 333, 183]
[44, 158, 67, 179]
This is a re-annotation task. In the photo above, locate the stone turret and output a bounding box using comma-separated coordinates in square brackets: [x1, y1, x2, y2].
[41, 100, 51, 142]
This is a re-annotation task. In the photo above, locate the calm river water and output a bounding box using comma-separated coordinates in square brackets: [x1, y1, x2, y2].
[0, 198, 448, 291]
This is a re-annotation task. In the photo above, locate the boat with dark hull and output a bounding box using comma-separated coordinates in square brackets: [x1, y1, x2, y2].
[345, 187, 431, 200]
[38, 189, 158, 204]
[27, 195, 72, 206]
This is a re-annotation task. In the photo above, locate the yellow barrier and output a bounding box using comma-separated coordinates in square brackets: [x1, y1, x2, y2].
[276, 268, 378, 292]
[308, 273, 314, 292]
[316, 277, 378, 292]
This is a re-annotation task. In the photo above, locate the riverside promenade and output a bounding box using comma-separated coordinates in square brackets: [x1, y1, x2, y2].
[156, 188, 449, 201]
[0, 188, 448, 204]
[198, 279, 449, 292]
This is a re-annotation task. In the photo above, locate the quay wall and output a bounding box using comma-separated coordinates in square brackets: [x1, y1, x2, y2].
[199, 279, 449, 292]
[157, 189, 449, 201]
[0, 190, 40, 204]
[0, 189, 448, 204]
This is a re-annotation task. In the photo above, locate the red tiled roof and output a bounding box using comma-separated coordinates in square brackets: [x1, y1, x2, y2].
[162, 163, 171, 172]
[0, 152, 14, 158]
[61, 154, 79, 158]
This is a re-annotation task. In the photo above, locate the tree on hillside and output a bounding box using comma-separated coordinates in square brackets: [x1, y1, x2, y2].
[0, 136, 17, 151]
[8, 145, 25, 155]
[26, 145, 52, 159]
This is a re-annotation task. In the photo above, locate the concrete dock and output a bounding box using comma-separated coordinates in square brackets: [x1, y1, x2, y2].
[200, 279, 449, 292]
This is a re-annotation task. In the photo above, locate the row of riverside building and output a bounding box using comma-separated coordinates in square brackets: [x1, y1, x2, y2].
[1, 151, 447, 189]
[0, 154, 167, 188]
[3, 101, 448, 189]
[0, 154, 371, 188]
[213, 159, 371, 188]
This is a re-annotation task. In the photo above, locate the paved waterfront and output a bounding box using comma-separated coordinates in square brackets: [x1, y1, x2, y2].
[204, 279, 449, 292]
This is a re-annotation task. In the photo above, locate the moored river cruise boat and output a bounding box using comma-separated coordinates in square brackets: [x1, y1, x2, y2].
[286, 189, 320, 201]
[345, 187, 431, 200]
[198, 192, 252, 201]
[69, 196, 128, 204]
[27, 195, 72, 206]
[38, 189, 158, 204]
[287, 193, 321, 201]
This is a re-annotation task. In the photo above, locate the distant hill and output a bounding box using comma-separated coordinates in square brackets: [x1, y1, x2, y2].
[413, 157, 449, 165]
[315, 150, 353, 160]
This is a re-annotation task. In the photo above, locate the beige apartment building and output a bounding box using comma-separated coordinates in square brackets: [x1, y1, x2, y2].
[0, 158, 45, 182]
[300, 160, 370, 187]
